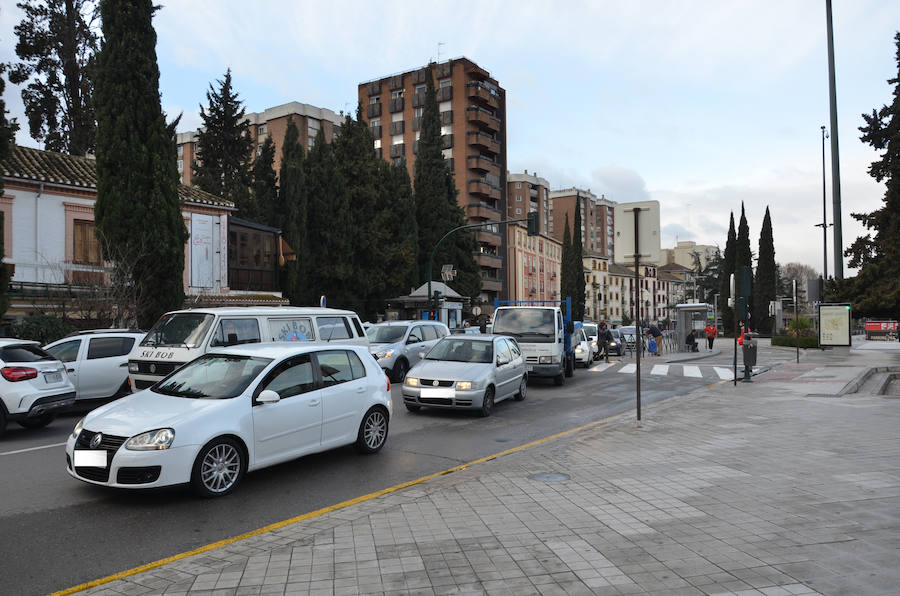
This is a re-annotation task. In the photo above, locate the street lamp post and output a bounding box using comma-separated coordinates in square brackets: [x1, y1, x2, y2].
[814, 125, 831, 280]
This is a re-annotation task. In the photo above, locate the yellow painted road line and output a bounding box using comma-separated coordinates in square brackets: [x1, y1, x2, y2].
[50, 410, 630, 596]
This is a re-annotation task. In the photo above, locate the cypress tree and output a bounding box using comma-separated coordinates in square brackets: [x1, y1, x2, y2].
[413, 65, 480, 300]
[736, 202, 753, 327]
[276, 118, 305, 305]
[718, 213, 736, 333]
[384, 159, 419, 296]
[754, 206, 777, 334]
[193, 69, 253, 213]
[835, 32, 900, 317]
[93, 0, 186, 328]
[333, 109, 381, 318]
[571, 201, 586, 320]
[561, 213, 573, 304]
[248, 135, 277, 224]
[305, 128, 351, 307]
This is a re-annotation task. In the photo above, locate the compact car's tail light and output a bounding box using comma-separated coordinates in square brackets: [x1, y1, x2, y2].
[1, 366, 38, 382]
[385, 374, 391, 392]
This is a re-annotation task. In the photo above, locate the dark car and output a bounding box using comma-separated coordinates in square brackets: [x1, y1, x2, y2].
[608, 328, 625, 356]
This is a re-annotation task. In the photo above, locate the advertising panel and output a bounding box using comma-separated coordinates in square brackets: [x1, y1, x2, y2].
[819, 303, 851, 347]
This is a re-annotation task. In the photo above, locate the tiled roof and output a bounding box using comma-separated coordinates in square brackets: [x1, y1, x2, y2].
[658, 271, 685, 282]
[2, 145, 233, 209]
[659, 262, 692, 272]
[608, 263, 635, 276]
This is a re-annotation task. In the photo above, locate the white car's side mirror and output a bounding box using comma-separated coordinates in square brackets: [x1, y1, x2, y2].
[257, 389, 281, 404]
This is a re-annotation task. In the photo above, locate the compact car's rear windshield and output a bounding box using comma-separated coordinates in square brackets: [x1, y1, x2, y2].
[366, 326, 407, 343]
[141, 313, 214, 348]
[0, 345, 55, 363]
[153, 354, 272, 399]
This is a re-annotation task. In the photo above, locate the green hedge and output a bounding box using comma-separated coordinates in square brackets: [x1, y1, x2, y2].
[771, 335, 820, 349]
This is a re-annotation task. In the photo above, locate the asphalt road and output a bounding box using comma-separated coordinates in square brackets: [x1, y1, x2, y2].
[0, 357, 716, 595]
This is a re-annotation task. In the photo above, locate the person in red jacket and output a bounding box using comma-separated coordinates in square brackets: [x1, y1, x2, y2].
[704, 324, 717, 350]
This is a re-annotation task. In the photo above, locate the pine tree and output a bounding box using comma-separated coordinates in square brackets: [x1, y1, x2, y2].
[93, 0, 186, 328]
[248, 135, 276, 224]
[193, 69, 253, 212]
[834, 32, 900, 317]
[754, 206, 777, 334]
[276, 118, 305, 305]
[305, 128, 351, 307]
[571, 201, 586, 320]
[414, 65, 480, 300]
[718, 213, 736, 333]
[8, 0, 98, 154]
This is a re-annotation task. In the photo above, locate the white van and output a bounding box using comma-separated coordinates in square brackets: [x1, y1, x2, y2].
[127, 307, 368, 391]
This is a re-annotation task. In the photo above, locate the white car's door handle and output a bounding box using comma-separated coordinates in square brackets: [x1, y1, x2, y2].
[356, 387, 365, 393]
[66, 367, 75, 373]
[309, 399, 320, 406]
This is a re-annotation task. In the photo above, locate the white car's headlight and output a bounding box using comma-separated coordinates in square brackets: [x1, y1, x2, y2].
[405, 377, 419, 387]
[71, 417, 84, 440]
[375, 350, 394, 360]
[456, 381, 472, 390]
[575, 346, 584, 354]
[128, 362, 138, 373]
[591, 341, 598, 349]
[125, 428, 175, 451]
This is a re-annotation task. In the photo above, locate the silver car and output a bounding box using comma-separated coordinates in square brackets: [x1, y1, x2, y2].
[367, 321, 450, 382]
[402, 335, 527, 417]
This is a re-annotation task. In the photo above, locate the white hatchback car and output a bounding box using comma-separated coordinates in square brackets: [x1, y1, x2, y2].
[0, 339, 76, 437]
[44, 330, 146, 403]
[66, 343, 392, 497]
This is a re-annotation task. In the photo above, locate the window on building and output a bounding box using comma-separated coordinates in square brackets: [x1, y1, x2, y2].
[515, 182, 522, 189]
[392, 134, 403, 145]
[391, 111, 403, 122]
[439, 101, 451, 112]
[441, 124, 452, 135]
[442, 148, 452, 159]
[256, 144, 263, 156]
[391, 89, 403, 98]
[177, 159, 183, 172]
[258, 124, 267, 135]
[414, 107, 423, 118]
[370, 118, 380, 127]
[516, 195, 521, 202]
[370, 95, 380, 104]
[374, 139, 381, 149]
[416, 85, 426, 94]
[439, 79, 451, 88]
[515, 208, 522, 215]
[73, 220, 101, 265]
[177, 145, 184, 157]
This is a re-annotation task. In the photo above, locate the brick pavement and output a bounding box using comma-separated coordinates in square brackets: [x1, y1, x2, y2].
[69, 340, 900, 596]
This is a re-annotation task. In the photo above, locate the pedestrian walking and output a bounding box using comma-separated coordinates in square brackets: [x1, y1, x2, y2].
[597, 320, 613, 363]
[704, 323, 717, 350]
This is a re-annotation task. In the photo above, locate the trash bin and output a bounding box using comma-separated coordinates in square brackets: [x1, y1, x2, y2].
[741, 334, 757, 381]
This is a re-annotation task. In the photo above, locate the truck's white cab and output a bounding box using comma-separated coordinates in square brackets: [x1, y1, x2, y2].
[127, 307, 368, 391]
[491, 305, 574, 386]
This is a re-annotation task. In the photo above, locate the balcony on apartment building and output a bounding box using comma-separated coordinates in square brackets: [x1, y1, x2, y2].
[474, 251, 503, 269]
[370, 125, 382, 138]
[466, 81, 500, 108]
[475, 228, 502, 246]
[466, 106, 500, 132]
[480, 273, 502, 293]
[366, 102, 382, 118]
[466, 201, 501, 221]
[467, 178, 501, 200]
[389, 121, 404, 135]
[467, 154, 500, 175]
[389, 97, 404, 113]
[467, 130, 500, 154]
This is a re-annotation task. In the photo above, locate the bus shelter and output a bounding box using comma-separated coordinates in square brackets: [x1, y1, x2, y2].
[675, 303, 714, 349]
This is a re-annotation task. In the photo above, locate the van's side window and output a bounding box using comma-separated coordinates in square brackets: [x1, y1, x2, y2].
[211, 319, 261, 347]
[351, 317, 365, 338]
[271, 317, 314, 342]
[316, 317, 352, 341]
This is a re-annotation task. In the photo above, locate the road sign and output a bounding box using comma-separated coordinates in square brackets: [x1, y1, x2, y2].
[613, 201, 661, 264]
[441, 264, 456, 282]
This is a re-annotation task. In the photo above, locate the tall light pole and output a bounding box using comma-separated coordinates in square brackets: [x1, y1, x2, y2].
[814, 125, 832, 280]
[826, 0, 843, 279]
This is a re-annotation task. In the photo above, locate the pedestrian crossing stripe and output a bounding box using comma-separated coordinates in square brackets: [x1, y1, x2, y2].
[589, 363, 761, 380]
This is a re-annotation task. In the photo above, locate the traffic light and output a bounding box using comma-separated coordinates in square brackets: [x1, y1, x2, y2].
[527, 211, 539, 236]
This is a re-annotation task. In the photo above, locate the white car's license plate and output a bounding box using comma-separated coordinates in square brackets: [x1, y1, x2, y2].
[74, 450, 107, 468]
[421, 387, 455, 398]
[44, 371, 62, 383]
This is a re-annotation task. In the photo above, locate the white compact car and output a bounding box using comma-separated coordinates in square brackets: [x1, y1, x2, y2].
[573, 327, 597, 367]
[66, 343, 392, 497]
[0, 339, 76, 437]
[44, 330, 145, 403]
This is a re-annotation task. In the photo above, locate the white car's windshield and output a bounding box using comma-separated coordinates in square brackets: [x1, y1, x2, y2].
[492, 308, 555, 343]
[142, 313, 214, 348]
[366, 326, 407, 343]
[153, 354, 271, 398]
[425, 339, 493, 363]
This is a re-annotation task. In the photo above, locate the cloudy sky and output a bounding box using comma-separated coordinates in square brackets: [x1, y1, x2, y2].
[3, 0, 897, 276]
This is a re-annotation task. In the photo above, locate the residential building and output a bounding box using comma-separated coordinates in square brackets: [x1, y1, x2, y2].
[583, 255, 609, 322]
[660, 240, 718, 269]
[358, 58, 507, 309]
[608, 263, 671, 325]
[507, 171, 550, 236]
[506, 224, 561, 303]
[548, 188, 616, 259]
[0, 145, 288, 321]
[176, 101, 344, 187]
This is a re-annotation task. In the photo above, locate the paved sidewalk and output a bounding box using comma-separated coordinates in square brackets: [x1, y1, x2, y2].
[71, 343, 900, 596]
